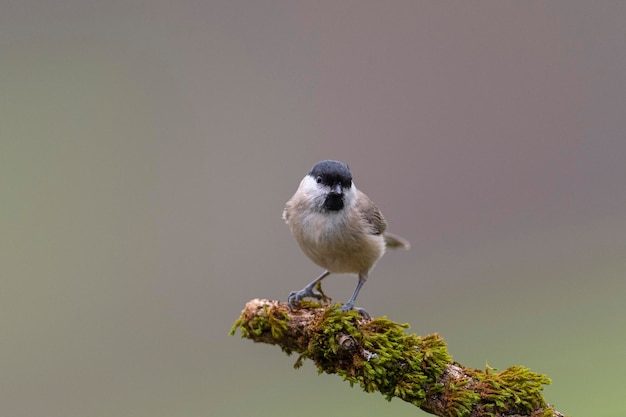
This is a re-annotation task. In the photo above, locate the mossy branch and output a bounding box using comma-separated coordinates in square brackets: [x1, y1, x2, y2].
[231, 299, 566, 417]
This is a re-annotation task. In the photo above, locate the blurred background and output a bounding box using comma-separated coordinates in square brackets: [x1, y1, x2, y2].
[2, 1, 625, 416]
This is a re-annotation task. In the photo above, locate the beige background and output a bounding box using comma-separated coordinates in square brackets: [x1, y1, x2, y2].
[2, 2, 625, 416]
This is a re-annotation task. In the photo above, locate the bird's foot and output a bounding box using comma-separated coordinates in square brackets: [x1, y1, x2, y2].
[339, 303, 371, 320]
[288, 285, 323, 309]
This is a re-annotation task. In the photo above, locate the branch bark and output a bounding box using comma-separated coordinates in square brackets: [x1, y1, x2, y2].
[231, 299, 566, 417]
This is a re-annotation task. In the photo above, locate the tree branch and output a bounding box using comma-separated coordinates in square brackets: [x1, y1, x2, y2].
[231, 299, 566, 417]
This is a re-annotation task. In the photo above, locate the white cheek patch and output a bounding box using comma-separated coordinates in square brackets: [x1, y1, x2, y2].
[298, 175, 357, 211]
[300, 175, 330, 197]
[342, 188, 356, 209]
[299, 175, 320, 193]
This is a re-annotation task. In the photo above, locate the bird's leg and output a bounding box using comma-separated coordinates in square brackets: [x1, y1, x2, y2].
[288, 270, 330, 309]
[340, 273, 370, 319]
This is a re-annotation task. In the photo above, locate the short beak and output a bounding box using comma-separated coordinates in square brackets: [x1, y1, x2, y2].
[331, 183, 343, 195]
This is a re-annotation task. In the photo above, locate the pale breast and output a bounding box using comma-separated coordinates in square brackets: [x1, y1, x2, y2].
[288, 209, 385, 274]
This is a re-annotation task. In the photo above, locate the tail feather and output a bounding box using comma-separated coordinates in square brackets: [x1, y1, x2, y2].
[383, 232, 411, 250]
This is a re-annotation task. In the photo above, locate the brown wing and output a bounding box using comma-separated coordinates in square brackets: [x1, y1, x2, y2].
[357, 191, 387, 236]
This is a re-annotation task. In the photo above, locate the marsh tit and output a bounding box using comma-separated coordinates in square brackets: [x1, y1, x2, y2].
[283, 160, 410, 317]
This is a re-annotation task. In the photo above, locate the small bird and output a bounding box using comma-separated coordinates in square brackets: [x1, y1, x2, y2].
[283, 160, 410, 317]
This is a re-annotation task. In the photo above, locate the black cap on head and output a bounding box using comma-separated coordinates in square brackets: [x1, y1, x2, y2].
[308, 160, 353, 188]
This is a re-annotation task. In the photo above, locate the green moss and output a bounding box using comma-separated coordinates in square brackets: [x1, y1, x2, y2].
[442, 378, 481, 417]
[231, 303, 553, 416]
[236, 312, 268, 337]
[229, 314, 247, 337]
[299, 306, 453, 408]
[432, 364, 550, 417]
[469, 365, 551, 416]
[291, 307, 551, 415]
[265, 305, 289, 339]
[297, 299, 324, 309]
[542, 405, 558, 417]
[229, 304, 290, 340]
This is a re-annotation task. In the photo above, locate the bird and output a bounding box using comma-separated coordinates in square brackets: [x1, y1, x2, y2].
[283, 160, 410, 317]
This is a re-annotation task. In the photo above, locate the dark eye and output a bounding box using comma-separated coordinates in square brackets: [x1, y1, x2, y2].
[316, 176, 323, 184]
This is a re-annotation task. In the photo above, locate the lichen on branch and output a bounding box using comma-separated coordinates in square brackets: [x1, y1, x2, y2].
[230, 299, 564, 417]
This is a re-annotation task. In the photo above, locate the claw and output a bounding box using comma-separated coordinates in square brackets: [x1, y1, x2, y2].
[339, 302, 353, 312]
[288, 286, 322, 309]
[340, 303, 371, 320]
[288, 270, 331, 309]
